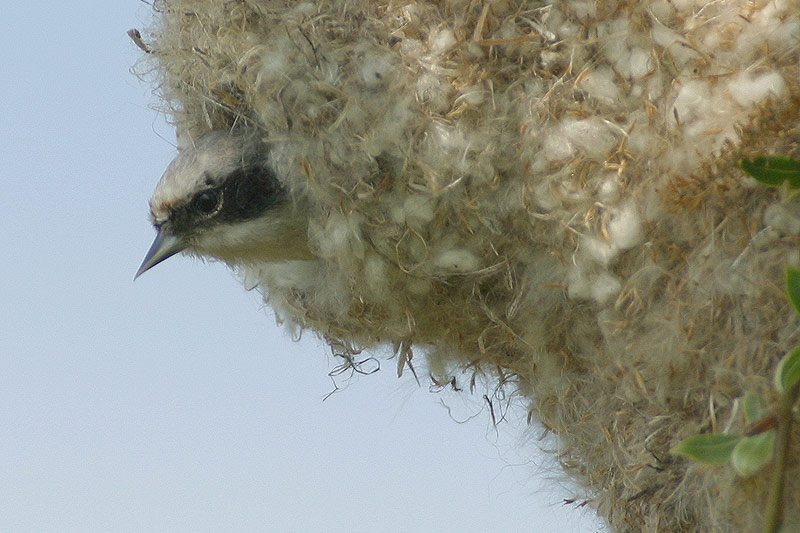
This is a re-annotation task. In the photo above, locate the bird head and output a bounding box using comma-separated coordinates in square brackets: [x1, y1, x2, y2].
[136, 130, 313, 278]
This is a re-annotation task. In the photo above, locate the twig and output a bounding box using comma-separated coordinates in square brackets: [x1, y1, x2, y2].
[764, 380, 800, 533]
[127, 29, 151, 53]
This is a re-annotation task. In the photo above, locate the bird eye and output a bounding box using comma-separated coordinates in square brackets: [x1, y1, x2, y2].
[192, 190, 221, 216]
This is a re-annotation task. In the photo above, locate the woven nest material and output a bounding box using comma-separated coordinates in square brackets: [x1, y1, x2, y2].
[135, 1, 800, 530]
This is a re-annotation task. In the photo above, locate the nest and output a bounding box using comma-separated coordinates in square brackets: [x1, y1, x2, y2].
[135, 1, 800, 530]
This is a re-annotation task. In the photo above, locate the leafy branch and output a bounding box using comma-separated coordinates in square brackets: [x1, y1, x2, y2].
[672, 157, 800, 533]
[672, 269, 800, 532]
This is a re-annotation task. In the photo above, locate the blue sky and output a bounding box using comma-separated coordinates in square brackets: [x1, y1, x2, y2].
[0, 3, 604, 531]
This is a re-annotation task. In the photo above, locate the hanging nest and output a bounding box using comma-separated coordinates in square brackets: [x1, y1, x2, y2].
[134, 1, 800, 530]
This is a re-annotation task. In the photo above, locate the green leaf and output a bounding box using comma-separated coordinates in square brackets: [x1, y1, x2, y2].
[743, 391, 767, 425]
[740, 157, 800, 188]
[731, 431, 776, 477]
[774, 345, 800, 394]
[786, 267, 800, 317]
[671, 434, 741, 465]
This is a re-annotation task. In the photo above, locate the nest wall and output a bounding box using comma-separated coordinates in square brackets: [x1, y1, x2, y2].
[137, 1, 800, 531]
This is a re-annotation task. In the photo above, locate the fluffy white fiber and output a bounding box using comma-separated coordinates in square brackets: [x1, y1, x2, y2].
[135, 0, 800, 530]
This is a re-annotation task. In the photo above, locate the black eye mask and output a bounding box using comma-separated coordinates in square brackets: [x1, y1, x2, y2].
[165, 164, 287, 235]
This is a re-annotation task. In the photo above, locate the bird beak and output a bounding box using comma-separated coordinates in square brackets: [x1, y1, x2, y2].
[135, 230, 186, 279]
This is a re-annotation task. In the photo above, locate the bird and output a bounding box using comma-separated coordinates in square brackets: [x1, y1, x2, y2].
[135, 130, 314, 279]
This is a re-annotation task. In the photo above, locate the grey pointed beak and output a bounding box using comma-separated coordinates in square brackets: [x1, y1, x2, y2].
[135, 230, 186, 280]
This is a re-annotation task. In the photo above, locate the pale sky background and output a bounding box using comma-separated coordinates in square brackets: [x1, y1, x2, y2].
[1, 3, 606, 531]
